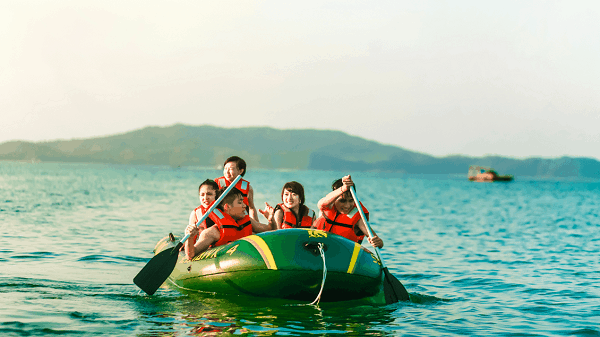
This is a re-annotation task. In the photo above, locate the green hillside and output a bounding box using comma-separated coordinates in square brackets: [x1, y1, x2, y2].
[1, 124, 598, 179]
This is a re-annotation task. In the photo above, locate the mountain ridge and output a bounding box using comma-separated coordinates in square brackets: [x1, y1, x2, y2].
[1, 124, 598, 179]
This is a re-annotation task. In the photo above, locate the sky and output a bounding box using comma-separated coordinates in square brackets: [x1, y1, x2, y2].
[2, 0, 599, 160]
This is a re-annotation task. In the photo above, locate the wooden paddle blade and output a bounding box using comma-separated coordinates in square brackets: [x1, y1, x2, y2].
[382, 267, 410, 304]
[133, 244, 182, 295]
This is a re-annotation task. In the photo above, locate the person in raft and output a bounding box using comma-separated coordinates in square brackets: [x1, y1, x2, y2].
[314, 175, 383, 248]
[184, 188, 274, 257]
[215, 156, 260, 222]
[265, 181, 316, 229]
[183, 179, 219, 260]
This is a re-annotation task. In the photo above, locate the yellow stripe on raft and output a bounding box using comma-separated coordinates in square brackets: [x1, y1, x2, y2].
[241, 235, 278, 270]
[347, 243, 361, 274]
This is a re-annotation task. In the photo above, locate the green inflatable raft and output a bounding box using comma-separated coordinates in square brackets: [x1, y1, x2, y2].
[152, 228, 388, 304]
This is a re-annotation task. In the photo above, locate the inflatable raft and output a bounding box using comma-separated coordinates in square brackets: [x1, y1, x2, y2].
[153, 228, 387, 304]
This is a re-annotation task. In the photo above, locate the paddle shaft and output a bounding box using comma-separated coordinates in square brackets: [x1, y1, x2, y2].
[349, 185, 410, 303]
[348, 186, 386, 266]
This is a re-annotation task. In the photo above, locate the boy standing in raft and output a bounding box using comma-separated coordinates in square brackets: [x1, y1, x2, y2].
[215, 156, 259, 222]
[265, 181, 316, 229]
[314, 175, 384, 248]
[184, 189, 274, 258]
[184, 179, 219, 260]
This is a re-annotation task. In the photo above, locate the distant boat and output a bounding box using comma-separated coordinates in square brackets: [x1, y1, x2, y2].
[468, 165, 514, 182]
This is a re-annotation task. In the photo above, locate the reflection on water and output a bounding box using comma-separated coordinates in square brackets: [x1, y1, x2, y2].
[132, 292, 401, 336]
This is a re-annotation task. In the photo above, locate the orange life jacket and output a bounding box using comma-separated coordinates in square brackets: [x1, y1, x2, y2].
[208, 209, 253, 248]
[314, 203, 369, 243]
[215, 176, 251, 207]
[276, 203, 315, 229]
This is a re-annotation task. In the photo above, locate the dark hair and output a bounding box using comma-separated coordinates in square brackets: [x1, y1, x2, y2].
[217, 188, 244, 210]
[224, 156, 247, 177]
[331, 178, 343, 190]
[281, 181, 305, 206]
[332, 178, 355, 196]
[198, 179, 218, 193]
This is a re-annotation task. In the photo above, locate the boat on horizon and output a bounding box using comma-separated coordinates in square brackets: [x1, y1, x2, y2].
[468, 165, 514, 182]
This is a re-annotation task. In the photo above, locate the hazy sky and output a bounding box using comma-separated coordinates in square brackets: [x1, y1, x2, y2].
[2, 1, 599, 160]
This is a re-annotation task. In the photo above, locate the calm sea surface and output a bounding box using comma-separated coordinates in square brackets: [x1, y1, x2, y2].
[1, 162, 599, 336]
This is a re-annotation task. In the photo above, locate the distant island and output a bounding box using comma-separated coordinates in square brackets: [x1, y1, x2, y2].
[1, 124, 599, 179]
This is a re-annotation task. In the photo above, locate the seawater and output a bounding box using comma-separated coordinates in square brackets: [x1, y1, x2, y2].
[1, 161, 599, 336]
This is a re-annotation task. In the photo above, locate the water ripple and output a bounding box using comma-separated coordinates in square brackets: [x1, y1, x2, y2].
[9, 252, 62, 260]
[2, 163, 600, 336]
[77, 254, 146, 264]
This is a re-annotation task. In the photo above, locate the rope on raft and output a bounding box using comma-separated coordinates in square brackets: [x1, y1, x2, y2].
[310, 243, 327, 305]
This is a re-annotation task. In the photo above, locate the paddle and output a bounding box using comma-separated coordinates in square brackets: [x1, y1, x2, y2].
[133, 175, 242, 295]
[349, 186, 410, 303]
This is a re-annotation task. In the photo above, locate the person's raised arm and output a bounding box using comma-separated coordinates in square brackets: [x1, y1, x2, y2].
[249, 217, 273, 233]
[251, 198, 275, 233]
[317, 175, 354, 211]
[258, 202, 278, 230]
[247, 185, 259, 222]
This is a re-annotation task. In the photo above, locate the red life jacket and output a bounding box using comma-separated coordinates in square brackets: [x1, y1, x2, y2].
[314, 203, 369, 243]
[208, 209, 253, 248]
[215, 176, 251, 207]
[276, 203, 315, 229]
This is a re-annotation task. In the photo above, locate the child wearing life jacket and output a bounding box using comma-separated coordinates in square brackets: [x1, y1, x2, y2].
[184, 179, 219, 260]
[184, 189, 274, 258]
[315, 175, 383, 248]
[215, 156, 259, 222]
[264, 181, 316, 230]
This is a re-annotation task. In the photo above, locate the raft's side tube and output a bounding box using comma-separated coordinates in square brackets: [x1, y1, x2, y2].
[157, 229, 387, 303]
